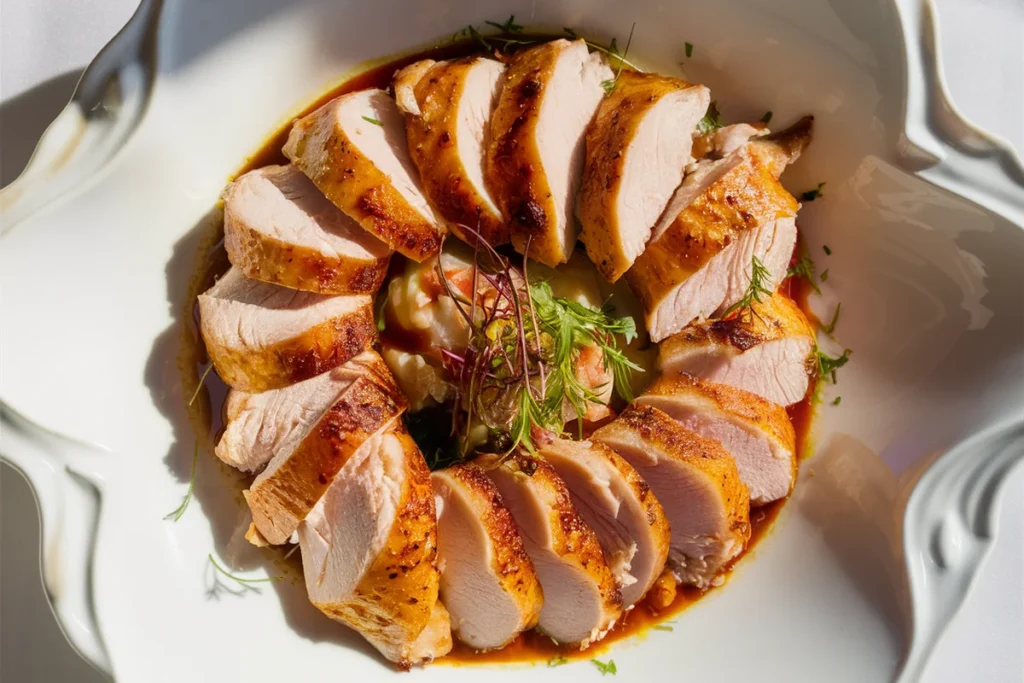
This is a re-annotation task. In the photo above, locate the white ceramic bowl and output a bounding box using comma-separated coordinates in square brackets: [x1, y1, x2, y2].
[2, 0, 1022, 681]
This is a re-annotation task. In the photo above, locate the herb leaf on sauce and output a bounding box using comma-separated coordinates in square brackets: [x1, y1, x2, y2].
[786, 253, 821, 295]
[592, 658, 618, 675]
[800, 182, 825, 201]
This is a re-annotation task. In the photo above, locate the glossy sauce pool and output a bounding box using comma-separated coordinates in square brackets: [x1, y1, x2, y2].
[182, 38, 820, 667]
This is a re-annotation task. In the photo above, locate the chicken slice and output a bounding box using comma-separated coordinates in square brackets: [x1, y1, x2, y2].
[298, 423, 451, 667]
[283, 89, 446, 261]
[478, 451, 622, 647]
[658, 292, 816, 405]
[627, 117, 813, 342]
[245, 352, 407, 544]
[393, 59, 436, 116]
[222, 164, 392, 294]
[485, 39, 612, 267]
[397, 57, 509, 246]
[540, 438, 671, 607]
[592, 403, 751, 587]
[691, 122, 765, 160]
[198, 266, 375, 392]
[216, 352, 377, 472]
[431, 462, 543, 650]
[578, 71, 710, 282]
[637, 374, 796, 505]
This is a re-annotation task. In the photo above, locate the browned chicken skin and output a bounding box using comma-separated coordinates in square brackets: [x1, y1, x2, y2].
[299, 423, 451, 667]
[578, 70, 710, 282]
[478, 451, 622, 647]
[485, 39, 612, 266]
[245, 351, 407, 545]
[431, 462, 544, 650]
[284, 89, 446, 261]
[397, 57, 509, 246]
[594, 403, 751, 587]
[198, 267, 375, 392]
[659, 292, 816, 405]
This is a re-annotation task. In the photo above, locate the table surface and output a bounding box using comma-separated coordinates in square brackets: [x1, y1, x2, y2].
[1, 1, 1022, 681]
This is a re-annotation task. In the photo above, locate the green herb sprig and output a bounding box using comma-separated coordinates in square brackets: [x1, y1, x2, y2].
[600, 23, 636, 94]
[786, 253, 821, 295]
[361, 116, 383, 126]
[591, 658, 618, 675]
[207, 553, 282, 599]
[548, 655, 570, 667]
[801, 182, 825, 201]
[164, 442, 198, 522]
[724, 254, 773, 318]
[696, 100, 723, 135]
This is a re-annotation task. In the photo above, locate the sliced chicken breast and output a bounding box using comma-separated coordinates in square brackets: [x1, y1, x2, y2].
[627, 143, 798, 342]
[658, 292, 816, 405]
[198, 267, 375, 392]
[485, 39, 612, 267]
[540, 438, 671, 607]
[222, 164, 392, 294]
[578, 71, 710, 282]
[298, 423, 451, 667]
[627, 118, 813, 342]
[637, 374, 796, 505]
[593, 404, 751, 587]
[398, 57, 509, 246]
[245, 352, 407, 544]
[478, 451, 622, 647]
[431, 463, 543, 650]
[216, 353, 377, 472]
[393, 59, 436, 116]
[691, 122, 765, 161]
[283, 89, 446, 261]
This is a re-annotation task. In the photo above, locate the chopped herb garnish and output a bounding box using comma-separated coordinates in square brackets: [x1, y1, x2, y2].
[823, 245, 832, 255]
[591, 658, 618, 675]
[600, 23, 637, 94]
[188, 364, 213, 407]
[361, 116, 383, 126]
[696, 100, 724, 135]
[823, 302, 841, 334]
[206, 553, 282, 598]
[484, 15, 523, 33]
[548, 655, 570, 667]
[434, 230, 641, 459]
[685, 41, 694, 57]
[820, 268, 829, 282]
[786, 253, 821, 295]
[816, 348, 851, 383]
[800, 182, 825, 201]
[653, 623, 675, 631]
[832, 396, 842, 406]
[761, 110, 773, 124]
[164, 442, 198, 522]
[563, 27, 578, 38]
[724, 254, 773, 317]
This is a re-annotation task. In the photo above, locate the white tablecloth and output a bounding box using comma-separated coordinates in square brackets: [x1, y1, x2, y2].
[1, 1, 1021, 681]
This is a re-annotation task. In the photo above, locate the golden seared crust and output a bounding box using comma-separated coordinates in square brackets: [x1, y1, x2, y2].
[223, 208, 391, 294]
[487, 450, 623, 640]
[393, 59, 436, 114]
[590, 440, 672, 549]
[436, 463, 544, 635]
[485, 41, 565, 266]
[283, 93, 445, 262]
[751, 115, 814, 179]
[203, 300, 376, 393]
[660, 292, 815, 358]
[578, 70, 697, 282]
[246, 357, 408, 544]
[403, 58, 509, 246]
[593, 403, 751, 553]
[643, 374, 796, 463]
[625, 147, 798, 316]
[313, 424, 447, 668]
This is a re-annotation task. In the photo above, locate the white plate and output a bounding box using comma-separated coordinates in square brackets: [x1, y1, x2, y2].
[1, 0, 1022, 681]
